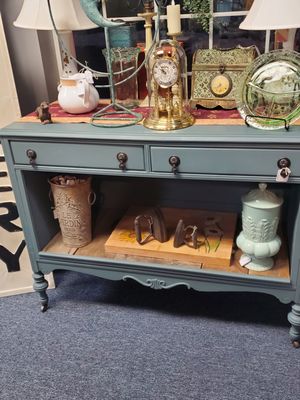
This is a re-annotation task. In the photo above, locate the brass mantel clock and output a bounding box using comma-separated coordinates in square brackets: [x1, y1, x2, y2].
[144, 39, 194, 131]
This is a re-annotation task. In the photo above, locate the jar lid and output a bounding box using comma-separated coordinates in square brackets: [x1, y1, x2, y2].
[242, 183, 283, 209]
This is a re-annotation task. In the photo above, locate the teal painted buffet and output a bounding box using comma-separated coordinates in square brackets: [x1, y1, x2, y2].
[1, 121, 300, 346]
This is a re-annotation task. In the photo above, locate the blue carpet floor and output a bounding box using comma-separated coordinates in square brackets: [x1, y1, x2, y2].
[1, 270, 300, 400]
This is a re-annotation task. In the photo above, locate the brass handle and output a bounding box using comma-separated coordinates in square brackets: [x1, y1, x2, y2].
[117, 152, 128, 170]
[277, 158, 291, 169]
[26, 149, 37, 165]
[169, 155, 180, 174]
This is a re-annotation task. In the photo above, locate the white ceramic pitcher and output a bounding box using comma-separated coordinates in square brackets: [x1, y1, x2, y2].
[58, 70, 99, 114]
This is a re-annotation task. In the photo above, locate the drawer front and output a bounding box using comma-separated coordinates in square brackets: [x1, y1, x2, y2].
[151, 147, 300, 177]
[10, 141, 145, 171]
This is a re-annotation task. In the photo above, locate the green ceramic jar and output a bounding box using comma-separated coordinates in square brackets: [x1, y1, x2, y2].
[236, 183, 283, 271]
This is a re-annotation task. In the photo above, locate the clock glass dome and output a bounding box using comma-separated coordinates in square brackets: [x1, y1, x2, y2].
[144, 39, 194, 130]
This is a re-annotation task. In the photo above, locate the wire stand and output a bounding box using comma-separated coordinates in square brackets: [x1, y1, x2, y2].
[245, 114, 290, 131]
[91, 27, 143, 128]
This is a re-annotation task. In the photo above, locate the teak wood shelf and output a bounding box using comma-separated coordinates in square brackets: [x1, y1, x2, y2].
[1, 121, 300, 346]
[44, 224, 289, 279]
[43, 203, 290, 279]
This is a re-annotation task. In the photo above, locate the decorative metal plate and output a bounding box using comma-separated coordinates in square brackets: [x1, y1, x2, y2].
[236, 50, 300, 130]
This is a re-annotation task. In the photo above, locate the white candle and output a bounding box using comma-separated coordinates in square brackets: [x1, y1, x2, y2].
[167, 1, 181, 35]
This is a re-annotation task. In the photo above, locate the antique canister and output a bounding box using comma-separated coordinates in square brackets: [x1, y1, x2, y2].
[109, 22, 135, 48]
[236, 183, 283, 271]
[102, 47, 140, 108]
[49, 175, 95, 248]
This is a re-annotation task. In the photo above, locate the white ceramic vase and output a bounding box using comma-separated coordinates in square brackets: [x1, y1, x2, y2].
[57, 71, 99, 114]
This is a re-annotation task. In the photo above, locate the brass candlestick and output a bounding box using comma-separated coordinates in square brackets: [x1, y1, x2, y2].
[138, 1, 157, 53]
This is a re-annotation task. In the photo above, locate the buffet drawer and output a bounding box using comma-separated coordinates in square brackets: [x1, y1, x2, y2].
[10, 141, 145, 171]
[150, 146, 300, 177]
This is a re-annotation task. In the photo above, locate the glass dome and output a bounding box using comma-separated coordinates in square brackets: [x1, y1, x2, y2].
[144, 39, 194, 131]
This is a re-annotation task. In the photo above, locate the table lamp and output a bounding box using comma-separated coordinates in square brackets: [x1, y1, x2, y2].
[14, 0, 97, 76]
[239, 0, 300, 51]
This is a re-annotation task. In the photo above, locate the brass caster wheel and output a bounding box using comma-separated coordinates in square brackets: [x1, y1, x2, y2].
[292, 340, 300, 348]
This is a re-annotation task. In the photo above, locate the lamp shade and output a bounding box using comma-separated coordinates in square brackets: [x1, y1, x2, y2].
[14, 0, 97, 31]
[240, 0, 300, 30]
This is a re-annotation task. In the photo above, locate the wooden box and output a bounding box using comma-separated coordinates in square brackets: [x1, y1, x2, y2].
[105, 207, 237, 268]
[191, 46, 257, 109]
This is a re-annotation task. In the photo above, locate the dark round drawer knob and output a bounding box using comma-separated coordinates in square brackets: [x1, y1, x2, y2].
[117, 152, 128, 170]
[26, 149, 37, 164]
[277, 157, 291, 169]
[169, 155, 180, 174]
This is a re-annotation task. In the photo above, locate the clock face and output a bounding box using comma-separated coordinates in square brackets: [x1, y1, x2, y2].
[153, 58, 179, 88]
[210, 74, 232, 97]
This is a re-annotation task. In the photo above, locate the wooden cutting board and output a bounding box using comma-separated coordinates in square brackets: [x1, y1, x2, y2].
[105, 207, 237, 267]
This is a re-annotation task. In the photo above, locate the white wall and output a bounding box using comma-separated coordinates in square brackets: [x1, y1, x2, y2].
[0, 0, 59, 116]
[0, 13, 20, 127]
[0, 10, 56, 296]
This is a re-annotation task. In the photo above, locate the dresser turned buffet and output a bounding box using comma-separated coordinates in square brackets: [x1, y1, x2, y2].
[1, 122, 300, 347]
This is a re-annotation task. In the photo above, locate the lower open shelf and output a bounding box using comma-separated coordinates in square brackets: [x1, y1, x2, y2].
[43, 208, 290, 281]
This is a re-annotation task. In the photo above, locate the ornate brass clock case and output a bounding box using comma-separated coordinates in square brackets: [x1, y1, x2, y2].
[143, 39, 194, 131]
[210, 70, 232, 98]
